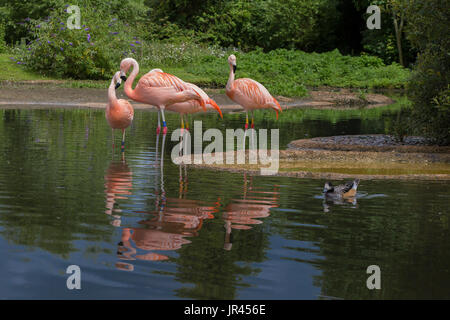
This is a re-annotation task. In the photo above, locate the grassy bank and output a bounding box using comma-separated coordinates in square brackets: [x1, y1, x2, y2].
[1, 48, 410, 97]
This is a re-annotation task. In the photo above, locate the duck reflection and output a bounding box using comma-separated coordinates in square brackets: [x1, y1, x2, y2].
[116, 131, 216, 270]
[223, 173, 279, 250]
[105, 154, 132, 227]
[322, 196, 358, 213]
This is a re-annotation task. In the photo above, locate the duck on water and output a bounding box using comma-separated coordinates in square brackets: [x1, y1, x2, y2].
[323, 179, 360, 198]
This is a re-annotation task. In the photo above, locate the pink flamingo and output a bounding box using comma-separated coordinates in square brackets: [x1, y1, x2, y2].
[226, 54, 282, 130]
[119, 58, 206, 135]
[106, 71, 134, 151]
[167, 81, 223, 131]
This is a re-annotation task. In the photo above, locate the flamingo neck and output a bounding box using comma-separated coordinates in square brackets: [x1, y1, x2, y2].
[226, 63, 235, 91]
[108, 77, 118, 108]
[124, 59, 139, 100]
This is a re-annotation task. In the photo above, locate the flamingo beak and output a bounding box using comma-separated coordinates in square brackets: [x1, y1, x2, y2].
[272, 104, 282, 119]
[120, 70, 127, 82]
[209, 99, 223, 119]
[115, 82, 121, 89]
[233, 64, 237, 73]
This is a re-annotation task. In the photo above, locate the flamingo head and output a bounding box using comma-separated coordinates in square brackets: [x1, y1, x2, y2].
[228, 54, 237, 73]
[119, 58, 135, 82]
[113, 71, 122, 89]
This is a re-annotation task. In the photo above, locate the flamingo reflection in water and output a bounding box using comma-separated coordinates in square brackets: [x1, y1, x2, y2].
[116, 132, 217, 271]
[104, 154, 132, 227]
[223, 173, 280, 251]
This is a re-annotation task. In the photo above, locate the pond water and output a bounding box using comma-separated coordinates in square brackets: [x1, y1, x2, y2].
[0, 106, 449, 299]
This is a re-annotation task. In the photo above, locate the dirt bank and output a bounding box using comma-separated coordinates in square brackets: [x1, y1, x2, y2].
[188, 135, 450, 180]
[288, 134, 450, 153]
[0, 83, 395, 111]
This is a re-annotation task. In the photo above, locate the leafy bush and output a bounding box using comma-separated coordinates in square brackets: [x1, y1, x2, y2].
[183, 48, 409, 97]
[14, 4, 145, 79]
[407, 49, 449, 145]
[148, 0, 345, 52]
[405, 0, 449, 145]
[0, 21, 6, 53]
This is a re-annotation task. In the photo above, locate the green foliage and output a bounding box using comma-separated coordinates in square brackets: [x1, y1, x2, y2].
[3, 0, 409, 94]
[385, 104, 412, 142]
[405, 0, 450, 145]
[13, 2, 148, 79]
[0, 20, 6, 53]
[0, 53, 57, 80]
[0, 0, 62, 45]
[354, 0, 416, 66]
[407, 49, 449, 145]
[148, 0, 346, 52]
[184, 49, 409, 97]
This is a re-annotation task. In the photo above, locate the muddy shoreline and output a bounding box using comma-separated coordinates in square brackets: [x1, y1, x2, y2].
[188, 135, 450, 180]
[0, 83, 395, 110]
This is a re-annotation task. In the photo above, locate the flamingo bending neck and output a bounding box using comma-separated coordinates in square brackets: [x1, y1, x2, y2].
[123, 58, 139, 101]
[108, 72, 120, 107]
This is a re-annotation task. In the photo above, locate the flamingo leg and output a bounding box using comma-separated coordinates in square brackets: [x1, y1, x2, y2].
[179, 115, 184, 156]
[155, 128, 160, 167]
[184, 116, 189, 156]
[243, 111, 249, 151]
[121, 129, 126, 152]
[111, 129, 115, 149]
[251, 111, 256, 150]
[161, 107, 167, 135]
[160, 133, 167, 212]
[156, 109, 161, 135]
[245, 111, 249, 130]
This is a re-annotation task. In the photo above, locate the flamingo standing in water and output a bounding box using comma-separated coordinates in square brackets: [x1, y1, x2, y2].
[225, 54, 282, 130]
[119, 58, 206, 135]
[167, 81, 223, 131]
[106, 71, 134, 151]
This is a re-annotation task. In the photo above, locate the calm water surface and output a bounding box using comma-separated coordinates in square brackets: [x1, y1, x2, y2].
[0, 107, 449, 299]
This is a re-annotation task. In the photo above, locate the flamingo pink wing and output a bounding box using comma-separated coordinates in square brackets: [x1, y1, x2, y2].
[234, 78, 273, 106]
[141, 71, 189, 92]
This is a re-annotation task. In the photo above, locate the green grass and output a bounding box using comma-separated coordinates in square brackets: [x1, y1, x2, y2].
[180, 49, 411, 97]
[2, 48, 410, 97]
[0, 53, 56, 81]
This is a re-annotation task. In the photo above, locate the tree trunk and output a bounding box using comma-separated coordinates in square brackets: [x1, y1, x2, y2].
[393, 13, 404, 66]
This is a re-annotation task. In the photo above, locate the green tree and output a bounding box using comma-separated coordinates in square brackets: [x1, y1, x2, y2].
[405, 0, 449, 144]
[355, 0, 415, 66]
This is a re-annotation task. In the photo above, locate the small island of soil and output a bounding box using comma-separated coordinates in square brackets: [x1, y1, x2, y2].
[192, 134, 450, 180]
